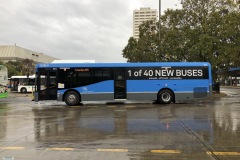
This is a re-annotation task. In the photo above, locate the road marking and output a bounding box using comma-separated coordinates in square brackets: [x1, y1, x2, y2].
[207, 151, 240, 156]
[0, 147, 25, 150]
[47, 148, 75, 151]
[2, 156, 14, 160]
[97, 149, 128, 152]
[151, 150, 181, 154]
[1, 146, 239, 156]
[124, 105, 136, 108]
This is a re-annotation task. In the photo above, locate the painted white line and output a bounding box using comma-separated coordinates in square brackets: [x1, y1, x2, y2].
[207, 151, 240, 156]
[47, 148, 75, 151]
[97, 148, 128, 152]
[0, 147, 25, 150]
[151, 150, 181, 154]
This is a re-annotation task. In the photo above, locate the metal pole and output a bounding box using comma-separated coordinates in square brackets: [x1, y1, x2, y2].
[159, 0, 161, 60]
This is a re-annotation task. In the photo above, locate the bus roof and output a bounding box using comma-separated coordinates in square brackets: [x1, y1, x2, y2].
[36, 62, 211, 69]
[52, 60, 95, 63]
[11, 75, 35, 79]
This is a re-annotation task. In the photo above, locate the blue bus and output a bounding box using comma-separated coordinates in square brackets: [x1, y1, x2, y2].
[34, 62, 212, 106]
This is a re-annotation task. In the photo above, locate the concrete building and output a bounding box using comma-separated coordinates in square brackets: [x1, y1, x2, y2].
[0, 45, 58, 63]
[133, 7, 158, 39]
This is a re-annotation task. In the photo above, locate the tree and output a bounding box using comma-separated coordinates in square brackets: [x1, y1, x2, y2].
[177, 0, 240, 80]
[123, 20, 160, 62]
[0, 59, 36, 77]
[138, 20, 159, 62]
[122, 0, 240, 82]
[122, 37, 139, 62]
[19, 59, 35, 76]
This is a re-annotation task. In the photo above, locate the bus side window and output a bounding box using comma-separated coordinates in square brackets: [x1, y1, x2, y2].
[75, 72, 91, 87]
[92, 70, 112, 84]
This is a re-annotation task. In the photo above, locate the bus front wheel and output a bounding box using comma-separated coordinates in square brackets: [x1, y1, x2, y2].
[158, 90, 173, 104]
[64, 91, 80, 106]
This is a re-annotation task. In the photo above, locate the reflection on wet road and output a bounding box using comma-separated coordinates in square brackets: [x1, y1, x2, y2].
[0, 87, 240, 160]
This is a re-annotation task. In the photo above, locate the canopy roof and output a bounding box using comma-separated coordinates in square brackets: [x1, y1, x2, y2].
[229, 68, 240, 76]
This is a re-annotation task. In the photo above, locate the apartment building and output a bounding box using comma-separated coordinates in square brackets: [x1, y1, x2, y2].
[133, 7, 158, 39]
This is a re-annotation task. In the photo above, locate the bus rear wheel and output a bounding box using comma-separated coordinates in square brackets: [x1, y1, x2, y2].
[64, 91, 80, 106]
[21, 88, 27, 93]
[158, 90, 173, 104]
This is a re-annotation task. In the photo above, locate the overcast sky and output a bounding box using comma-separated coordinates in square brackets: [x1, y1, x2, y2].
[0, 0, 182, 62]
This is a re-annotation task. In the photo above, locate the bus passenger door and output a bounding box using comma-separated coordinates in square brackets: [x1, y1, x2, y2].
[38, 70, 57, 100]
[114, 70, 126, 99]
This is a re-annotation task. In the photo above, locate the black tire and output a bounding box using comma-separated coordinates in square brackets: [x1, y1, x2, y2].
[64, 91, 80, 106]
[158, 90, 173, 104]
[21, 88, 27, 93]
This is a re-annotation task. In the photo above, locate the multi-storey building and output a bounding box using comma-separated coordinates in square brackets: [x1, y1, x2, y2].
[133, 7, 158, 39]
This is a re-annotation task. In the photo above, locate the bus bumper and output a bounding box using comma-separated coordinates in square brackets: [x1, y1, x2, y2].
[57, 92, 63, 101]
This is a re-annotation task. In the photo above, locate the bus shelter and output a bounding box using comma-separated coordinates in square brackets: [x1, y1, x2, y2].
[229, 68, 240, 86]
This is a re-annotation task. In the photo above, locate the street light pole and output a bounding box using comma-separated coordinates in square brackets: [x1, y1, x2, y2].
[158, 0, 161, 60]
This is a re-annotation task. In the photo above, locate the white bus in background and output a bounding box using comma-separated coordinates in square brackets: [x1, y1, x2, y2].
[10, 75, 35, 93]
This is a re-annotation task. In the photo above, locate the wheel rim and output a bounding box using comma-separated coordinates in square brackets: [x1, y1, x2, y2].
[161, 92, 171, 102]
[68, 94, 76, 103]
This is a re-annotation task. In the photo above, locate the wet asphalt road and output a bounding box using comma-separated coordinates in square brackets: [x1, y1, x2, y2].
[0, 87, 240, 160]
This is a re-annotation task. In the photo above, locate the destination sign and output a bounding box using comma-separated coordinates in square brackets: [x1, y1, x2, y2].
[126, 66, 209, 80]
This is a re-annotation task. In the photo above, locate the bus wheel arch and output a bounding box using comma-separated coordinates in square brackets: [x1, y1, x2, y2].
[157, 88, 175, 104]
[64, 90, 81, 106]
[20, 87, 27, 93]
